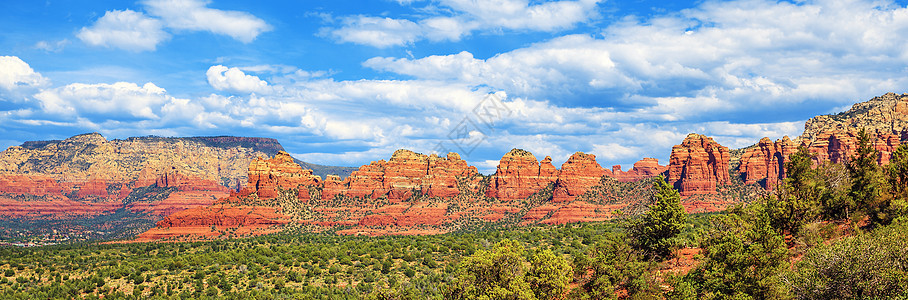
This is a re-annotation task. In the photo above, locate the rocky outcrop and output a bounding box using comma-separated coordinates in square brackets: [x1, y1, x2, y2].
[806, 131, 903, 165]
[612, 158, 668, 182]
[552, 152, 609, 202]
[340, 150, 478, 201]
[798, 92, 908, 166]
[135, 205, 290, 241]
[241, 151, 322, 200]
[0, 133, 350, 225]
[486, 149, 560, 202]
[739, 136, 797, 189]
[801, 92, 908, 142]
[668, 134, 731, 196]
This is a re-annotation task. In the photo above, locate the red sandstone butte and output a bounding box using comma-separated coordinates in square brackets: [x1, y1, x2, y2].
[739, 136, 797, 189]
[668, 134, 731, 196]
[612, 158, 668, 182]
[239, 151, 321, 200]
[486, 149, 559, 202]
[341, 150, 477, 201]
[552, 152, 609, 202]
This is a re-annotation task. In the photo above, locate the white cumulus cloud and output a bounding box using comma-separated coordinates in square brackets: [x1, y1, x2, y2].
[326, 0, 602, 47]
[34, 82, 171, 119]
[0, 56, 49, 91]
[77, 9, 170, 52]
[206, 65, 271, 94]
[142, 0, 271, 43]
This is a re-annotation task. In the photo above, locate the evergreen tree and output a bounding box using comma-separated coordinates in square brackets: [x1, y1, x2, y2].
[678, 205, 788, 299]
[447, 239, 535, 300]
[631, 176, 688, 259]
[885, 144, 908, 222]
[847, 129, 886, 225]
[765, 147, 819, 235]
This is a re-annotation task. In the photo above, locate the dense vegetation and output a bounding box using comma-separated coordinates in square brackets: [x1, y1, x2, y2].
[2, 130, 907, 299]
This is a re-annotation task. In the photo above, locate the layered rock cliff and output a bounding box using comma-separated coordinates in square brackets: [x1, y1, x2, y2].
[739, 137, 797, 189]
[552, 152, 609, 202]
[485, 149, 560, 202]
[668, 134, 731, 196]
[0, 133, 352, 223]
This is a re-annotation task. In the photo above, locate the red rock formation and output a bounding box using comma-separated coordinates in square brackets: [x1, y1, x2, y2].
[135, 205, 290, 241]
[344, 160, 387, 199]
[612, 158, 668, 182]
[0, 174, 65, 198]
[424, 152, 477, 198]
[321, 175, 344, 201]
[126, 191, 225, 216]
[486, 149, 559, 202]
[668, 134, 731, 196]
[552, 152, 608, 202]
[806, 131, 902, 165]
[739, 136, 797, 189]
[241, 151, 321, 200]
[156, 205, 289, 227]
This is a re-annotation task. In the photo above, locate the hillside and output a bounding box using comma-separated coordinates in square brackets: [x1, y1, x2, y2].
[0, 134, 354, 242]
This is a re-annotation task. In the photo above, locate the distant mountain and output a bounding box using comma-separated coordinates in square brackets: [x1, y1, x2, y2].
[0, 133, 354, 241]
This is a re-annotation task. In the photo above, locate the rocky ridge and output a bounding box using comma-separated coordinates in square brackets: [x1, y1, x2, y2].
[739, 93, 908, 187]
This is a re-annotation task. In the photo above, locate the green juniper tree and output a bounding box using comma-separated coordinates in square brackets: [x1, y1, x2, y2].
[630, 175, 688, 260]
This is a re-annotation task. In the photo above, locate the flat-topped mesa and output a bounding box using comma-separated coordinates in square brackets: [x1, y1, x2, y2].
[668, 134, 731, 196]
[343, 150, 477, 201]
[739, 136, 797, 189]
[612, 158, 668, 182]
[237, 151, 321, 200]
[486, 148, 559, 202]
[552, 152, 609, 202]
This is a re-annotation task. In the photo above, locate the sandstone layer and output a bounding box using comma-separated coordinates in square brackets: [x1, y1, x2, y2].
[668, 134, 731, 196]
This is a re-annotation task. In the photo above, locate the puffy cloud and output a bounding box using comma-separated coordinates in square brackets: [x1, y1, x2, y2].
[206, 65, 271, 94]
[364, 0, 908, 124]
[329, 17, 422, 48]
[0, 56, 48, 92]
[326, 0, 602, 47]
[142, 0, 271, 43]
[33, 82, 171, 120]
[77, 9, 169, 51]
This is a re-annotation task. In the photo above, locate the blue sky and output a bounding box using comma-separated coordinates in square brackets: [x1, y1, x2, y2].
[3, 0, 908, 174]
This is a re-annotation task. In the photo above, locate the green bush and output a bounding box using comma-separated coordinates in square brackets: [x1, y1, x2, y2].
[784, 221, 908, 299]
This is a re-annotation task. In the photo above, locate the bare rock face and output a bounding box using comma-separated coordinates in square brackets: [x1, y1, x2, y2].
[806, 131, 903, 165]
[340, 150, 477, 201]
[739, 136, 797, 189]
[668, 134, 731, 196]
[801, 92, 908, 142]
[612, 158, 668, 182]
[799, 92, 908, 165]
[486, 149, 559, 202]
[241, 151, 321, 200]
[425, 152, 478, 198]
[0, 133, 295, 219]
[552, 152, 608, 202]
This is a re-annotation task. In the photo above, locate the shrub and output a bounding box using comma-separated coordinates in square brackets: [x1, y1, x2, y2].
[783, 221, 908, 299]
